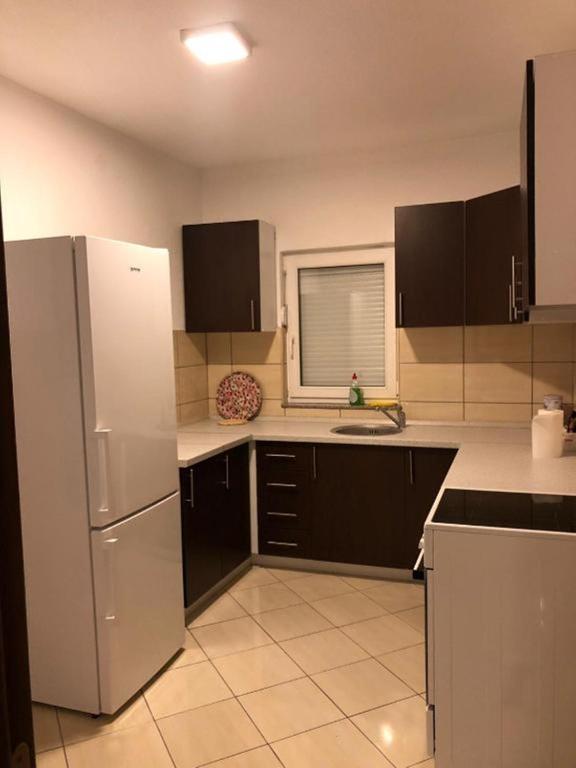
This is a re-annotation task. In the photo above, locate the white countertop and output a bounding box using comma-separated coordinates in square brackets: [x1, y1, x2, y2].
[178, 417, 576, 496]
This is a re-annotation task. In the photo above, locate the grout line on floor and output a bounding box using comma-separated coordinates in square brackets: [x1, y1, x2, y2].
[141, 692, 178, 768]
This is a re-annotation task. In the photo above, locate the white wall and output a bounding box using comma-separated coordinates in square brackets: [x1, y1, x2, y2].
[200, 131, 519, 252]
[0, 76, 201, 328]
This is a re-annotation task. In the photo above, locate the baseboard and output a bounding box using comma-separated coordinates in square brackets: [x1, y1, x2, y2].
[252, 553, 411, 582]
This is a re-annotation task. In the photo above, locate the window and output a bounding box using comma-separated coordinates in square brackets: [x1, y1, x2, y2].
[284, 247, 397, 402]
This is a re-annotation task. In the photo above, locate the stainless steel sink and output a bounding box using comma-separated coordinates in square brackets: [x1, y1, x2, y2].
[331, 423, 402, 436]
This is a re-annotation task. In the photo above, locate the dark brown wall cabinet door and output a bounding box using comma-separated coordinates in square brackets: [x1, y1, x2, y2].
[310, 444, 406, 568]
[183, 221, 261, 332]
[403, 448, 456, 568]
[395, 202, 465, 327]
[466, 186, 523, 325]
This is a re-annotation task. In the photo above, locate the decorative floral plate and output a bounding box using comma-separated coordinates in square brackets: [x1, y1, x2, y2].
[216, 371, 262, 421]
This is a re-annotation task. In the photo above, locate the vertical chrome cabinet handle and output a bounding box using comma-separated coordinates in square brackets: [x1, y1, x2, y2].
[398, 292, 404, 326]
[188, 467, 194, 509]
[312, 446, 317, 480]
[508, 284, 513, 323]
[250, 299, 256, 330]
[511, 255, 519, 321]
[408, 449, 415, 485]
[224, 454, 230, 490]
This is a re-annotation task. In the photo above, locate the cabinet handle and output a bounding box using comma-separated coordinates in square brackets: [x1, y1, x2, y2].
[250, 299, 256, 330]
[511, 255, 519, 321]
[508, 284, 513, 323]
[398, 292, 404, 326]
[224, 454, 229, 490]
[312, 446, 317, 480]
[185, 467, 195, 508]
[265, 453, 296, 459]
[266, 482, 297, 488]
[267, 540, 298, 548]
[408, 449, 415, 485]
[267, 512, 297, 518]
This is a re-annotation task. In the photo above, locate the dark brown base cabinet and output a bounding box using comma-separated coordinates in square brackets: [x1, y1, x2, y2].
[180, 445, 250, 608]
[257, 442, 456, 569]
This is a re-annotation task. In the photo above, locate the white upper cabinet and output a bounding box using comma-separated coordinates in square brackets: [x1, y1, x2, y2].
[532, 50, 576, 307]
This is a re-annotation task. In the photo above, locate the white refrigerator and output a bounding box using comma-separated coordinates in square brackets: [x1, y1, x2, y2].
[6, 236, 184, 714]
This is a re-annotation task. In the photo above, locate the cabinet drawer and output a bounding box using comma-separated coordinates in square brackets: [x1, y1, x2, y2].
[257, 442, 313, 481]
[259, 525, 309, 558]
[258, 481, 310, 523]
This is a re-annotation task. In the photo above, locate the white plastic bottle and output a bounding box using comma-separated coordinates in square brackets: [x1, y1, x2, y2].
[532, 409, 564, 459]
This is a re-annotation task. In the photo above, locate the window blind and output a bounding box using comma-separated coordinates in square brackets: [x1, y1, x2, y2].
[298, 263, 386, 387]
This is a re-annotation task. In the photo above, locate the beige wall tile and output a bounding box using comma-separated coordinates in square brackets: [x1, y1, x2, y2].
[234, 364, 283, 400]
[209, 398, 218, 417]
[259, 399, 285, 417]
[208, 364, 233, 398]
[232, 332, 284, 365]
[464, 403, 532, 423]
[532, 362, 574, 404]
[403, 402, 464, 421]
[399, 363, 463, 402]
[178, 400, 209, 425]
[464, 363, 531, 403]
[464, 325, 532, 363]
[177, 366, 208, 404]
[398, 327, 463, 363]
[207, 333, 232, 364]
[338, 408, 391, 420]
[533, 324, 574, 362]
[176, 332, 207, 367]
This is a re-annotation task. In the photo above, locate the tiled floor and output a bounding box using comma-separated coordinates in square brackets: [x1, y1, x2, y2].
[33, 567, 433, 768]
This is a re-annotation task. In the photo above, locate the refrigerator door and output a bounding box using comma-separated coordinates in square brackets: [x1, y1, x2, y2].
[91, 492, 184, 714]
[75, 237, 178, 527]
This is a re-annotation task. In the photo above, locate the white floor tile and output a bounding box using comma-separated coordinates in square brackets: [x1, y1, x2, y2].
[36, 748, 67, 768]
[229, 568, 279, 592]
[168, 632, 208, 668]
[214, 644, 304, 695]
[378, 644, 426, 694]
[208, 746, 283, 767]
[65, 721, 173, 768]
[32, 704, 62, 752]
[353, 696, 431, 768]
[239, 677, 344, 742]
[280, 628, 368, 674]
[311, 658, 413, 716]
[158, 699, 265, 768]
[189, 593, 247, 628]
[191, 616, 273, 659]
[58, 694, 152, 746]
[287, 574, 356, 602]
[362, 581, 425, 613]
[144, 660, 232, 719]
[396, 606, 426, 633]
[271, 719, 395, 768]
[311, 591, 387, 626]
[253, 603, 332, 641]
[342, 614, 424, 656]
[232, 583, 303, 615]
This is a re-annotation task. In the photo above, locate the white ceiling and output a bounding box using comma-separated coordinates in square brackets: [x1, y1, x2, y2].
[1, 0, 575, 168]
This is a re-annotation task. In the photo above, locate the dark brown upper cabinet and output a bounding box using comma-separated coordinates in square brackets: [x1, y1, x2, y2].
[183, 220, 276, 332]
[465, 186, 523, 325]
[395, 202, 465, 327]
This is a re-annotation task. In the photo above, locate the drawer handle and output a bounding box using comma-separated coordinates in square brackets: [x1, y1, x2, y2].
[266, 482, 297, 488]
[265, 453, 296, 459]
[267, 512, 297, 518]
[267, 540, 298, 547]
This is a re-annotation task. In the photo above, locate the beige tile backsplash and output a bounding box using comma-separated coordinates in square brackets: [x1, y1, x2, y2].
[177, 323, 576, 426]
[400, 323, 576, 423]
[173, 331, 208, 425]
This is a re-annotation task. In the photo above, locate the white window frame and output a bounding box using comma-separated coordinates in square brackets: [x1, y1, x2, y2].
[284, 246, 397, 403]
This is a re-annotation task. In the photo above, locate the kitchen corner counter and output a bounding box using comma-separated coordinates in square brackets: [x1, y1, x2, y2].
[177, 417, 576, 496]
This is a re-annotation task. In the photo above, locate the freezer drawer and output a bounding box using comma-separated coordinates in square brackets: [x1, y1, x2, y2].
[92, 492, 184, 714]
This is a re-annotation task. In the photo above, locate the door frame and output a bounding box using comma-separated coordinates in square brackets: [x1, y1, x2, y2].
[0, 192, 35, 768]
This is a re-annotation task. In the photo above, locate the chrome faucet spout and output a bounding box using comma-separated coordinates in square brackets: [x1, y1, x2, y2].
[376, 404, 406, 429]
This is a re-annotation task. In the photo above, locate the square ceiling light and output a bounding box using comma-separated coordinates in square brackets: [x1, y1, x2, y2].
[180, 23, 251, 66]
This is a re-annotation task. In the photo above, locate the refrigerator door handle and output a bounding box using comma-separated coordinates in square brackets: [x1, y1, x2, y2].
[95, 428, 113, 516]
[102, 536, 119, 622]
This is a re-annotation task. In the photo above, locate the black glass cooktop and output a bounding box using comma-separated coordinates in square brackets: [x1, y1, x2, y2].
[433, 489, 576, 533]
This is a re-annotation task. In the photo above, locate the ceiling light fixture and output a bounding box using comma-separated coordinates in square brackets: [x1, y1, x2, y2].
[180, 23, 251, 66]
